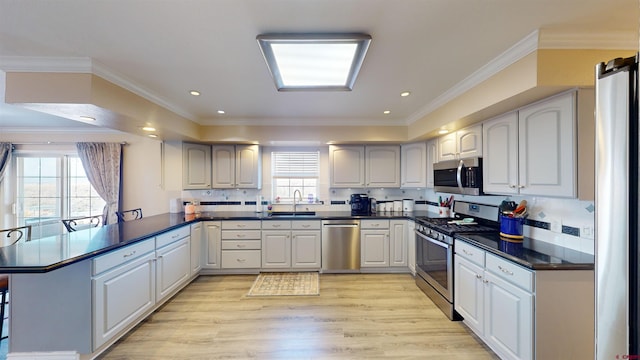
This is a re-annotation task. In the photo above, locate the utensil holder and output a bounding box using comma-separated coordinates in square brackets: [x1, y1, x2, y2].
[500, 215, 524, 240]
[438, 207, 450, 218]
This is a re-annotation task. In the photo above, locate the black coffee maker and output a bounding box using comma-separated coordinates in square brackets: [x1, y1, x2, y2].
[350, 194, 370, 215]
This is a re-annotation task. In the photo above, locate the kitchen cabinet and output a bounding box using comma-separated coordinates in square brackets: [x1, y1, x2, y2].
[92, 239, 156, 350]
[182, 142, 211, 190]
[400, 142, 427, 188]
[426, 138, 437, 188]
[437, 124, 482, 162]
[483, 91, 576, 197]
[155, 227, 191, 303]
[361, 219, 407, 269]
[212, 144, 262, 189]
[366, 145, 401, 187]
[221, 221, 262, 269]
[202, 221, 221, 269]
[190, 222, 203, 276]
[329, 145, 366, 187]
[329, 145, 400, 188]
[407, 220, 416, 275]
[454, 239, 594, 360]
[262, 220, 321, 270]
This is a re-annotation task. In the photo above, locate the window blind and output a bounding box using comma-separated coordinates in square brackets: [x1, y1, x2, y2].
[271, 151, 319, 177]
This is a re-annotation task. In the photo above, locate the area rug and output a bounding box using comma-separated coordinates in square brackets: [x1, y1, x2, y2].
[247, 272, 319, 297]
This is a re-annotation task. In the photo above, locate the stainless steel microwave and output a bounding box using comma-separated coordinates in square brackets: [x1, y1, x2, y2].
[433, 157, 483, 195]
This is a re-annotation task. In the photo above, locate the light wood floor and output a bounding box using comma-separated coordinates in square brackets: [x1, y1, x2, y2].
[98, 274, 498, 359]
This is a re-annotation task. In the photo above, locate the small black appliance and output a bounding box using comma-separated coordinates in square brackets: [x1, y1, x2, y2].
[350, 194, 370, 215]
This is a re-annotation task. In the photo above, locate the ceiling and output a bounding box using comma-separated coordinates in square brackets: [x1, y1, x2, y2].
[0, 0, 638, 133]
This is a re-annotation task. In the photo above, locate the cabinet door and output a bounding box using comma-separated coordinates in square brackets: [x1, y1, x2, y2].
[93, 252, 156, 349]
[203, 221, 221, 269]
[366, 145, 400, 187]
[182, 143, 211, 190]
[426, 139, 438, 188]
[482, 112, 519, 195]
[190, 222, 203, 276]
[361, 229, 390, 267]
[261, 231, 291, 268]
[236, 144, 261, 189]
[401, 142, 427, 188]
[437, 132, 458, 162]
[329, 145, 365, 188]
[389, 220, 407, 267]
[454, 255, 484, 334]
[156, 238, 191, 302]
[291, 230, 321, 269]
[407, 221, 416, 274]
[211, 145, 236, 188]
[457, 124, 483, 159]
[518, 93, 576, 197]
[484, 271, 533, 360]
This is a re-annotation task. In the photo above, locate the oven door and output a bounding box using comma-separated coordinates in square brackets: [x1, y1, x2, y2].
[415, 230, 453, 302]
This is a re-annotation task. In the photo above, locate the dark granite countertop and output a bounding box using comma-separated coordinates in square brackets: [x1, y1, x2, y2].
[0, 211, 430, 273]
[454, 232, 594, 270]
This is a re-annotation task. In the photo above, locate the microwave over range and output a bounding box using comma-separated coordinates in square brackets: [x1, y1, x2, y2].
[433, 157, 483, 196]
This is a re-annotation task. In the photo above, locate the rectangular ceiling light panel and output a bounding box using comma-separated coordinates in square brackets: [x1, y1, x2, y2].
[257, 34, 371, 91]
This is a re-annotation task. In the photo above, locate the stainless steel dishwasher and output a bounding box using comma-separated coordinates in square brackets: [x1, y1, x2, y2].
[321, 219, 360, 272]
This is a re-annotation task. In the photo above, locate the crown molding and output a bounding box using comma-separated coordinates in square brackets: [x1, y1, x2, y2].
[0, 56, 197, 121]
[539, 30, 638, 49]
[406, 30, 540, 125]
[200, 117, 403, 127]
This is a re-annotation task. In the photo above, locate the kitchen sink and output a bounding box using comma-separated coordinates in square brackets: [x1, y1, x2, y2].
[267, 211, 316, 217]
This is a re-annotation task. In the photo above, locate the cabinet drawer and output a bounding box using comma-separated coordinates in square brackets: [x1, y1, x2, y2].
[262, 220, 292, 230]
[221, 240, 262, 250]
[221, 230, 262, 240]
[486, 253, 533, 292]
[292, 220, 321, 230]
[93, 239, 155, 275]
[455, 239, 485, 267]
[221, 250, 261, 268]
[222, 221, 261, 230]
[156, 226, 191, 248]
[361, 219, 390, 229]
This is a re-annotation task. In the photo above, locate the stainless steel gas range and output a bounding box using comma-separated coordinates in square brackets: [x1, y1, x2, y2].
[414, 201, 499, 320]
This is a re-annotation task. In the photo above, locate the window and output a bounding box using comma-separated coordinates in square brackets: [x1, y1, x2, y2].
[15, 154, 105, 238]
[271, 151, 319, 203]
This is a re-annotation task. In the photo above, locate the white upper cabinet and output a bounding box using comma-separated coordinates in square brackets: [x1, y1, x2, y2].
[329, 145, 366, 188]
[483, 92, 576, 197]
[212, 144, 261, 189]
[437, 124, 483, 162]
[426, 138, 438, 188]
[182, 143, 211, 190]
[400, 142, 427, 188]
[365, 145, 401, 188]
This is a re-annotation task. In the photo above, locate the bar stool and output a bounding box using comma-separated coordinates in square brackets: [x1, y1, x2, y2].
[0, 225, 32, 246]
[115, 208, 143, 222]
[0, 225, 30, 342]
[0, 275, 7, 340]
[61, 215, 102, 232]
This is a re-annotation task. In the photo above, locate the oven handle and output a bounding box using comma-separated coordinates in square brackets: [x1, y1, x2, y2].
[456, 159, 464, 193]
[415, 230, 449, 249]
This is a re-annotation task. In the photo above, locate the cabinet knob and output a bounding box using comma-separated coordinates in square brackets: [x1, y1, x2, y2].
[518, 185, 525, 189]
[482, 279, 489, 284]
[475, 274, 482, 279]
[509, 185, 517, 189]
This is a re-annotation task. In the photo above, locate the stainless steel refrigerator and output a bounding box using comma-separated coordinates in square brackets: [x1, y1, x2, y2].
[595, 54, 639, 359]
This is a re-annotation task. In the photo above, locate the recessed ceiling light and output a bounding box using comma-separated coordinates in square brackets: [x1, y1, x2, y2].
[400, 91, 411, 97]
[383, 110, 391, 115]
[142, 126, 156, 132]
[217, 110, 225, 114]
[189, 90, 200, 96]
[148, 134, 158, 138]
[438, 129, 449, 134]
[79, 116, 95, 121]
[257, 33, 371, 91]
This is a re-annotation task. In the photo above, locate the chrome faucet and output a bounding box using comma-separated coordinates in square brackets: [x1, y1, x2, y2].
[293, 189, 302, 214]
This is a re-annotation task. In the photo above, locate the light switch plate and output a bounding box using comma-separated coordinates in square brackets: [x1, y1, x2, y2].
[549, 217, 562, 233]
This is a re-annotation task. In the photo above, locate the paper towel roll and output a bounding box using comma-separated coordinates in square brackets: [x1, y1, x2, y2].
[169, 198, 182, 213]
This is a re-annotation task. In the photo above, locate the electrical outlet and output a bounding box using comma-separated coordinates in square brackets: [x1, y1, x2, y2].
[582, 225, 595, 240]
[549, 217, 562, 233]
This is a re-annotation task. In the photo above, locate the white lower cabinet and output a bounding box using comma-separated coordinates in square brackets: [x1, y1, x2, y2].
[361, 219, 407, 270]
[156, 236, 191, 302]
[190, 222, 203, 276]
[454, 239, 533, 360]
[407, 220, 416, 274]
[262, 220, 321, 270]
[221, 220, 262, 269]
[92, 239, 156, 350]
[203, 221, 221, 269]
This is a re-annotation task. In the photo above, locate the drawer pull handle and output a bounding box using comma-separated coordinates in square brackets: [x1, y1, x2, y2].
[483, 279, 489, 284]
[236, 258, 246, 263]
[123, 251, 136, 258]
[236, 234, 246, 238]
[462, 249, 473, 256]
[237, 224, 246, 228]
[273, 224, 281, 228]
[302, 225, 310, 228]
[372, 224, 379, 227]
[498, 265, 514, 275]
[236, 244, 246, 248]
[172, 234, 179, 239]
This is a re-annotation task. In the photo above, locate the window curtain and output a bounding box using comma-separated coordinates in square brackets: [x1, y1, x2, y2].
[76, 142, 122, 225]
[0, 143, 11, 183]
